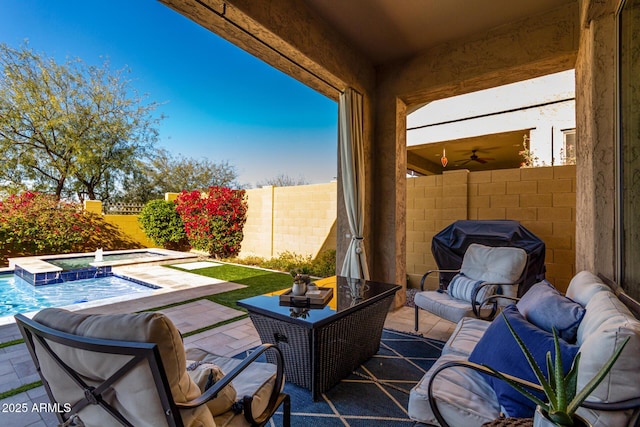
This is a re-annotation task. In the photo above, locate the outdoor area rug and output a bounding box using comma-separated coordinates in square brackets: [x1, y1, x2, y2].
[238, 329, 444, 426]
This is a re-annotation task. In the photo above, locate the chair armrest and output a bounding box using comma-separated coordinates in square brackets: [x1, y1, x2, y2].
[420, 269, 460, 291]
[176, 343, 286, 425]
[427, 360, 640, 427]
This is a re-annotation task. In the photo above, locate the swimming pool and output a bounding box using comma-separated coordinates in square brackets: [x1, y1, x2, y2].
[47, 251, 166, 270]
[0, 273, 158, 318]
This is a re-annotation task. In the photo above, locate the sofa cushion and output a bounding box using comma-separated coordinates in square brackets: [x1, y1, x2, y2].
[448, 274, 497, 303]
[575, 291, 640, 427]
[442, 316, 491, 357]
[468, 305, 580, 418]
[460, 244, 527, 284]
[33, 308, 213, 427]
[566, 270, 611, 307]
[517, 280, 585, 343]
[408, 352, 500, 426]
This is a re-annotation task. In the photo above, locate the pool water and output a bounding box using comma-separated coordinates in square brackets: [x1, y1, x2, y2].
[47, 251, 165, 270]
[0, 274, 156, 317]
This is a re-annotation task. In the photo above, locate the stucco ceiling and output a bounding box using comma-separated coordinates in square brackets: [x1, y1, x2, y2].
[298, 0, 576, 174]
[303, 0, 576, 64]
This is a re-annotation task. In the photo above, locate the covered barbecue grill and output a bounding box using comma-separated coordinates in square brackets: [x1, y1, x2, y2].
[431, 220, 546, 296]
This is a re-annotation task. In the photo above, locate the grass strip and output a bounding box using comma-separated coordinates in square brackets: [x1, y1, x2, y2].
[166, 264, 291, 310]
[0, 381, 42, 401]
[0, 338, 24, 349]
[181, 314, 249, 338]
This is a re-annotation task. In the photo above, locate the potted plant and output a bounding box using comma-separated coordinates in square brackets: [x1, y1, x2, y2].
[290, 270, 311, 296]
[486, 314, 629, 427]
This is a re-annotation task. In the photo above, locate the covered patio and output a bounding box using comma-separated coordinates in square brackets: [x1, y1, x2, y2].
[158, 0, 638, 303]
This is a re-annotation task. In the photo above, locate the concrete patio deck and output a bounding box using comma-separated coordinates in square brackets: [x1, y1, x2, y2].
[0, 264, 455, 426]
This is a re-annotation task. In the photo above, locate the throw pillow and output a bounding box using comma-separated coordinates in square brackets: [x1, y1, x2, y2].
[187, 361, 237, 416]
[468, 305, 580, 418]
[448, 273, 497, 303]
[517, 280, 585, 343]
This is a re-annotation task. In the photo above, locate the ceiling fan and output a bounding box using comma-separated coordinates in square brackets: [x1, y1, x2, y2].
[458, 149, 494, 165]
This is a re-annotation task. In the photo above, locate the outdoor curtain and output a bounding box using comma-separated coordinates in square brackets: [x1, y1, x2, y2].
[339, 88, 370, 280]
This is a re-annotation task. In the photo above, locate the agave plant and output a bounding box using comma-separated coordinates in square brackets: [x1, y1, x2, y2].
[486, 314, 629, 426]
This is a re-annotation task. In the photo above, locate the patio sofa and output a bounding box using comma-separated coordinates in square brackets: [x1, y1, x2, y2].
[408, 271, 640, 427]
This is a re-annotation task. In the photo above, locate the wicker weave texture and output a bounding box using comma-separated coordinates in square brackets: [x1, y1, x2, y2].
[249, 314, 312, 388]
[248, 294, 395, 398]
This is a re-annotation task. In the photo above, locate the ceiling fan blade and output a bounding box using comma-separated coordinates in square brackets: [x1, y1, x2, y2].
[475, 158, 488, 164]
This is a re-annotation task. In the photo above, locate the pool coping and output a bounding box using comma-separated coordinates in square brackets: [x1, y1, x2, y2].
[8, 248, 198, 274]
[0, 254, 225, 326]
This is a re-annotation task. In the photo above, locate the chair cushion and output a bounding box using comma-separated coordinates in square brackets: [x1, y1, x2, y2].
[408, 352, 500, 426]
[517, 280, 585, 343]
[32, 308, 213, 427]
[186, 347, 278, 423]
[460, 244, 527, 284]
[187, 361, 237, 416]
[468, 305, 580, 418]
[414, 290, 494, 324]
[448, 274, 497, 303]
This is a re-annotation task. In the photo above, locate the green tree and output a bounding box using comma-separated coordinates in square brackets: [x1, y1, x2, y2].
[0, 43, 160, 200]
[120, 149, 242, 203]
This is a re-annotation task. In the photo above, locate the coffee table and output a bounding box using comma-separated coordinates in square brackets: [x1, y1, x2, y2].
[237, 276, 400, 400]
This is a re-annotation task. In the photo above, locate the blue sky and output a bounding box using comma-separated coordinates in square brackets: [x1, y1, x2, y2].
[0, 0, 338, 187]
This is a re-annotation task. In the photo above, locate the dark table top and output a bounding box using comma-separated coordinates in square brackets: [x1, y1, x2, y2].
[237, 276, 400, 328]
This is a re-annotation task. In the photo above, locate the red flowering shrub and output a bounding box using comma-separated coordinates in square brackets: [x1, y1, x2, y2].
[175, 187, 248, 258]
[0, 192, 103, 264]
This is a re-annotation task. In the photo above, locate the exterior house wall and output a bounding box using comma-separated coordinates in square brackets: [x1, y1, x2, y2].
[160, 0, 634, 303]
[375, 2, 579, 305]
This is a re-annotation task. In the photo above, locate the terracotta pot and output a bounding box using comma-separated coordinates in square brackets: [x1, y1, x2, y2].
[533, 406, 591, 427]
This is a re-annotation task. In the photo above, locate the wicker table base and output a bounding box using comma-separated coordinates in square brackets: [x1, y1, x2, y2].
[249, 294, 395, 400]
[239, 278, 399, 401]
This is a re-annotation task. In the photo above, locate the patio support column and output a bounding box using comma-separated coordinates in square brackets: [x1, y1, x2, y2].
[575, 0, 618, 277]
[371, 93, 408, 307]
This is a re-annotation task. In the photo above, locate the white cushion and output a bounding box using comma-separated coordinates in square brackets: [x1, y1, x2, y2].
[575, 291, 640, 427]
[409, 352, 500, 426]
[187, 362, 237, 416]
[186, 347, 278, 424]
[460, 244, 527, 284]
[414, 290, 494, 324]
[566, 270, 611, 307]
[448, 274, 497, 303]
[442, 316, 490, 357]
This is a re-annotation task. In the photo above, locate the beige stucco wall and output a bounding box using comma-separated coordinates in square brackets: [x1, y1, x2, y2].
[407, 166, 576, 293]
[240, 182, 337, 259]
[575, 0, 619, 280]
